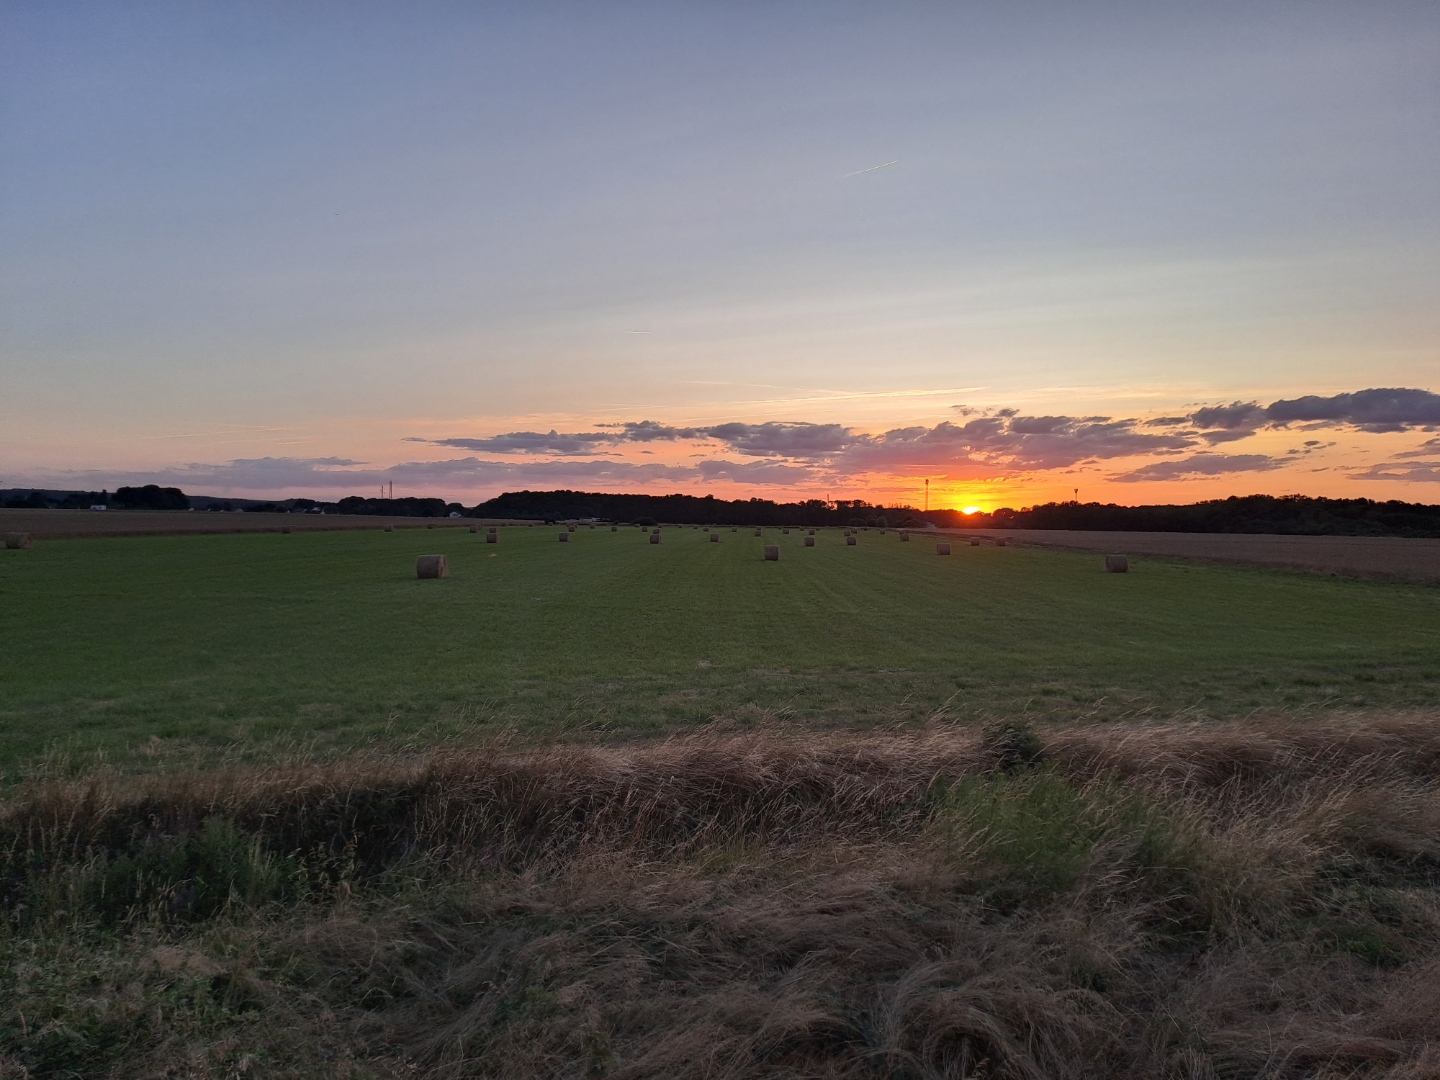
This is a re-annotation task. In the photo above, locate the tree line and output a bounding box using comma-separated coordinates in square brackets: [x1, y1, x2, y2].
[7, 486, 1438, 536]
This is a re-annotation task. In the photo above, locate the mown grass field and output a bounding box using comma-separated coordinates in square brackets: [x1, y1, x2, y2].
[2, 524, 1438, 773]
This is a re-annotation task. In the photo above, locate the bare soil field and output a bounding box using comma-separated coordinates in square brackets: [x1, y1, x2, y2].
[0, 508, 525, 539]
[948, 528, 1440, 583]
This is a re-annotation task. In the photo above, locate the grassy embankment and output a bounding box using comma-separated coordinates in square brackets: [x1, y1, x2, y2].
[5, 718, 1440, 1078]
[2, 525, 1438, 772]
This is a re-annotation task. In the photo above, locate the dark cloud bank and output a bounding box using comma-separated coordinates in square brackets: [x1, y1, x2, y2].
[403, 387, 1440, 486]
[60, 389, 1440, 493]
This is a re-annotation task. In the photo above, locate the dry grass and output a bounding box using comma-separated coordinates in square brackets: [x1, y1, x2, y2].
[5, 716, 1440, 1078]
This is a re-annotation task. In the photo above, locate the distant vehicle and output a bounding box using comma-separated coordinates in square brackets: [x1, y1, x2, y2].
[89, 504, 107, 511]
[449, 511, 462, 518]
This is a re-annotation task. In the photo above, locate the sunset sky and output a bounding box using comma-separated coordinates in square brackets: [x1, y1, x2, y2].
[3, 2, 1438, 510]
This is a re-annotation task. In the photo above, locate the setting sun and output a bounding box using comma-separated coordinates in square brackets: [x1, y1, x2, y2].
[962, 506, 983, 515]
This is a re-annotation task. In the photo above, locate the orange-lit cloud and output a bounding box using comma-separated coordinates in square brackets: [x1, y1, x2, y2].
[28, 387, 1440, 509]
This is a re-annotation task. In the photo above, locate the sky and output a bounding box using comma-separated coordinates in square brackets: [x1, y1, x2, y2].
[2, 1, 1438, 510]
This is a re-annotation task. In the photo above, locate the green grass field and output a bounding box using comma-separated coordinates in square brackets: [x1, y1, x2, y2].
[2, 525, 1438, 774]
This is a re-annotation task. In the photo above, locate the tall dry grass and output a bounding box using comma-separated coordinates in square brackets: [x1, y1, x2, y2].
[4, 715, 1440, 1078]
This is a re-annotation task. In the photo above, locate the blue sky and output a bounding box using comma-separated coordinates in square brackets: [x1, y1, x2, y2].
[3, 2, 1438, 506]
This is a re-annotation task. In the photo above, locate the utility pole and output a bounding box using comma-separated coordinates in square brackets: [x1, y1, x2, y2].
[924, 478, 929, 513]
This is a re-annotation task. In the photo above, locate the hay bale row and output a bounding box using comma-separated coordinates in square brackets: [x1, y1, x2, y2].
[416, 554, 447, 579]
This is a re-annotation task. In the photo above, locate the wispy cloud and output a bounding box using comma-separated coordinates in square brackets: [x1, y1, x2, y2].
[1349, 460, 1440, 483]
[1112, 453, 1287, 482]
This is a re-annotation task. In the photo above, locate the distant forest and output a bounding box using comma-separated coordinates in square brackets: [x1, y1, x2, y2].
[5, 487, 1439, 536]
[472, 490, 1440, 536]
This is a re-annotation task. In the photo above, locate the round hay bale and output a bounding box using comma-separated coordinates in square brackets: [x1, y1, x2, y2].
[995, 538, 1007, 547]
[754, 528, 762, 536]
[281, 526, 292, 534]
[936, 543, 951, 556]
[804, 536, 815, 547]
[782, 528, 790, 534]
[485, 532, 498, 543]
[807, 529, 815, 535]
[1105, 554, 1130, 573]
[710, 532, 720, 542]
[469, 525, 478, 533]
[650, 532, 661, 544]
[416, 554, 447, 579]
[559, 532, 569, 542]
[384, 525, 394, 533]
[731, 526, 737, 532]
[899, 530, 909, 541]
[568, 525, 576, 532]
[764, 545, 780, 561]
[426, 524, 435, 530]
[971, 538, 980, 546]
[5, 532, 33, 550]
[611, 525, 618, 531]
[846, 535, 857, 546]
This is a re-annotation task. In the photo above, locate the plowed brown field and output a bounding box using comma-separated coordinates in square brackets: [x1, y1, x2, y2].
[0, 509, 523, 538]
[948, 527, 1440, 582]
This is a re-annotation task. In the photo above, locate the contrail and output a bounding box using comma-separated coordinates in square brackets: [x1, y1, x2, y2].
[840, 160, 897, 179]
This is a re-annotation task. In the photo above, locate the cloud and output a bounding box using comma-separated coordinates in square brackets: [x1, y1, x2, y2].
[1348, 461, 1440, 483]
[1264, 388, 1440, 433]
[694, 459, 817, 485]
[702, 422, 855, 459]
[1182, 388, 1440, 442]
[412, 419, 856, 459]
[42, 455, 699, 493]
[1111, 453, 1286, 482]
[837, 414, 1195, 473]
[52, 385, 1436, 499]
[1395, 437, 1440, 459]
[426, 430, 615, 456]
[1190, 401, 1268, 431]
